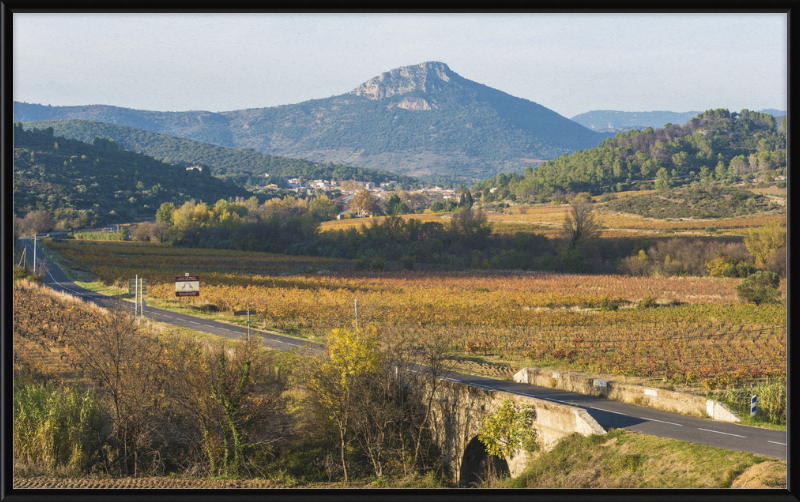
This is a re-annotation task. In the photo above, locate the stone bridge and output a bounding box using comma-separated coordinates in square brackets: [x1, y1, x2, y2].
[415, 377, 606, 486]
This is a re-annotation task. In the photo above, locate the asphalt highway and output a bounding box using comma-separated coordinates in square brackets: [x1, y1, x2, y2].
[19, 238, 787, 461]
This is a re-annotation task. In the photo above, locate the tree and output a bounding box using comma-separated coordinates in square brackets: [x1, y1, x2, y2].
[350, 190, 378, 217]
[478, 400, 538, 461]
[19, 210, 55, 236]
[654, 168, 672, 191]
[155, 202, 176, 224]
[392, 202, 410, 215]
[386, 193, 402, 213]
[340, 179, 363, 191]
[309, 195, 337, 221]
[735, 271, 781, 306]
[745, 220, 786, 268]
[449, 208, 491, 240]
[294, 325, 380, 484]
[66, 301, 167, 476]
[561, 204, 600, 250]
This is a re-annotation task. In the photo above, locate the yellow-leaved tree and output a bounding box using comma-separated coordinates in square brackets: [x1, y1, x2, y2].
[745, 220, 786, 268]
[296, 324, 380, 484]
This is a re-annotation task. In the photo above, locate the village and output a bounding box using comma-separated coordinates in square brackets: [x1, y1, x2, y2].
[247, 172, 460, 219]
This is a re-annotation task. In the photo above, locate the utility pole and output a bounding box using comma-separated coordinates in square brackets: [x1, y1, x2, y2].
[33, 235, 37, 274]
[135, 274, 139, 316]
[354, 298, 358, 327]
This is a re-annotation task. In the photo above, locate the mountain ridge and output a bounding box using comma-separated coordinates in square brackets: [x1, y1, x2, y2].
[14, 62, 610, 179]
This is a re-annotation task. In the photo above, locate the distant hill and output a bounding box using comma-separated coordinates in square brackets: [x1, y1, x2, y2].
[475, 108, 787, 205]
[12, 123, 254, 229]
[14, 62, 610, 179]
[19, 119, 418, 186]
[571, 109, 786, 133]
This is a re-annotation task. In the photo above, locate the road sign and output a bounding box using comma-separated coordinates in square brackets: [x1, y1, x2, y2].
[751, 395, 757, 418]
[175, 276, 200, 297]
[128, 278, 147, 295]
[234, 310, 250, 316]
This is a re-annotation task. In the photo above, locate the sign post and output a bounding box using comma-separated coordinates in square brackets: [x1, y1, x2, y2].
[234, 308, 252, 341]
[129, 278, 148, 316]
[33, 236, 37, 274]
[751, 395, 757, 418]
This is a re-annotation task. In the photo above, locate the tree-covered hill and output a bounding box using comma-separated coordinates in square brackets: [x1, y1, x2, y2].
[20, 119, 417, 186]
[470, 109, 787, 216]
[511, 109, 786, 197]
[12, 123, 255, 229]
[14, 62, 611, 179]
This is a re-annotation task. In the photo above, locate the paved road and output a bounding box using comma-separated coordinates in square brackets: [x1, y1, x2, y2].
[19, 239, 788, 461]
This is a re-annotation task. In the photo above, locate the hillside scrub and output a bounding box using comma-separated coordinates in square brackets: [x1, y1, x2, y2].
[502, 429, 782, 489]
[13, 282, 290, 479]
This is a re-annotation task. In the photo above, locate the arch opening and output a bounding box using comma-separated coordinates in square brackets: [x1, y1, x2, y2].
[459, 435, 509, 487]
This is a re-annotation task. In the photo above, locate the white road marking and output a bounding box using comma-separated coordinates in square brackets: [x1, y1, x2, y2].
[640, 417, 683, 426]
[187, 321, 200, 324]
[587, 407, 630, 416]
[698, 428, 746, 438]
[768, 441, 786, 446]
[203, 325, 214, 328]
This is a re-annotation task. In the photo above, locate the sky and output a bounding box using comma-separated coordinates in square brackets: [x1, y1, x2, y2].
[13, 13, 787, 118]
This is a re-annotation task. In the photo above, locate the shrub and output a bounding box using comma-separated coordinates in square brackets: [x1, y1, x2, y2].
[776, 181, 786, 188]
[14, 266, 41, 284]
[638, 296, 657, 309]
[735, 271, 781, 306]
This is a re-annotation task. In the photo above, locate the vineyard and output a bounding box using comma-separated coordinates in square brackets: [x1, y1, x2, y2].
[40, 239, 787, 387]
[317, 206, 787, 239]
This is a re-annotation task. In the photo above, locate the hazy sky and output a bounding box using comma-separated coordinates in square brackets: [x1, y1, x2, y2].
[13, 13, 787, 118]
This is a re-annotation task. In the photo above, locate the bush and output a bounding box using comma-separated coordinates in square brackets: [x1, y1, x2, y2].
[735, 271, 781, 306]
[13, 380, 107, 476]
[14, 266, 41, 283]
[776, 181, 786, 189]
[639, 296, 657, 309]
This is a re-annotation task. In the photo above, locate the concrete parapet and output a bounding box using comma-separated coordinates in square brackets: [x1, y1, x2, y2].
[513, 367, 740, 423]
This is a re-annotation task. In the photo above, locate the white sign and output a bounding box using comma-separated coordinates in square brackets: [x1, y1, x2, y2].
[175, 275, 200, 297]
[644, 388, 658, 397]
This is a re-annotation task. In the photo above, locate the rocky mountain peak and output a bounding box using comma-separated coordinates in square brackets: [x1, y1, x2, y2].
[349, 61, 457, 100]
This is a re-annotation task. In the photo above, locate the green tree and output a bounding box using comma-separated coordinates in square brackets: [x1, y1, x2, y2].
[735, 271, 781, 306]
[478, 400, 538, 461]
[654, 168, 672, 191]
[155, 202, 176, 224]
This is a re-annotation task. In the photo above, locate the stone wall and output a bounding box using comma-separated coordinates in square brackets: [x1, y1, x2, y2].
[513, 367, 740, 423]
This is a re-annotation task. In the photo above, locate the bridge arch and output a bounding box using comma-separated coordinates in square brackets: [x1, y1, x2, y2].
[459, 435, 509, 487]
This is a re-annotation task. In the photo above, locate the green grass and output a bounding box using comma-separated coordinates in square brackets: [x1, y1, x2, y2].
[13, 379, 107, 477]
[504, 429, 782, 488]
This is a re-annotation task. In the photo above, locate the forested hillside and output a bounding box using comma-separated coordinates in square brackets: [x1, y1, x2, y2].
[476, 109, 786, 203]
[20, 119, 417, 186]
[12, 123, 254, 230]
